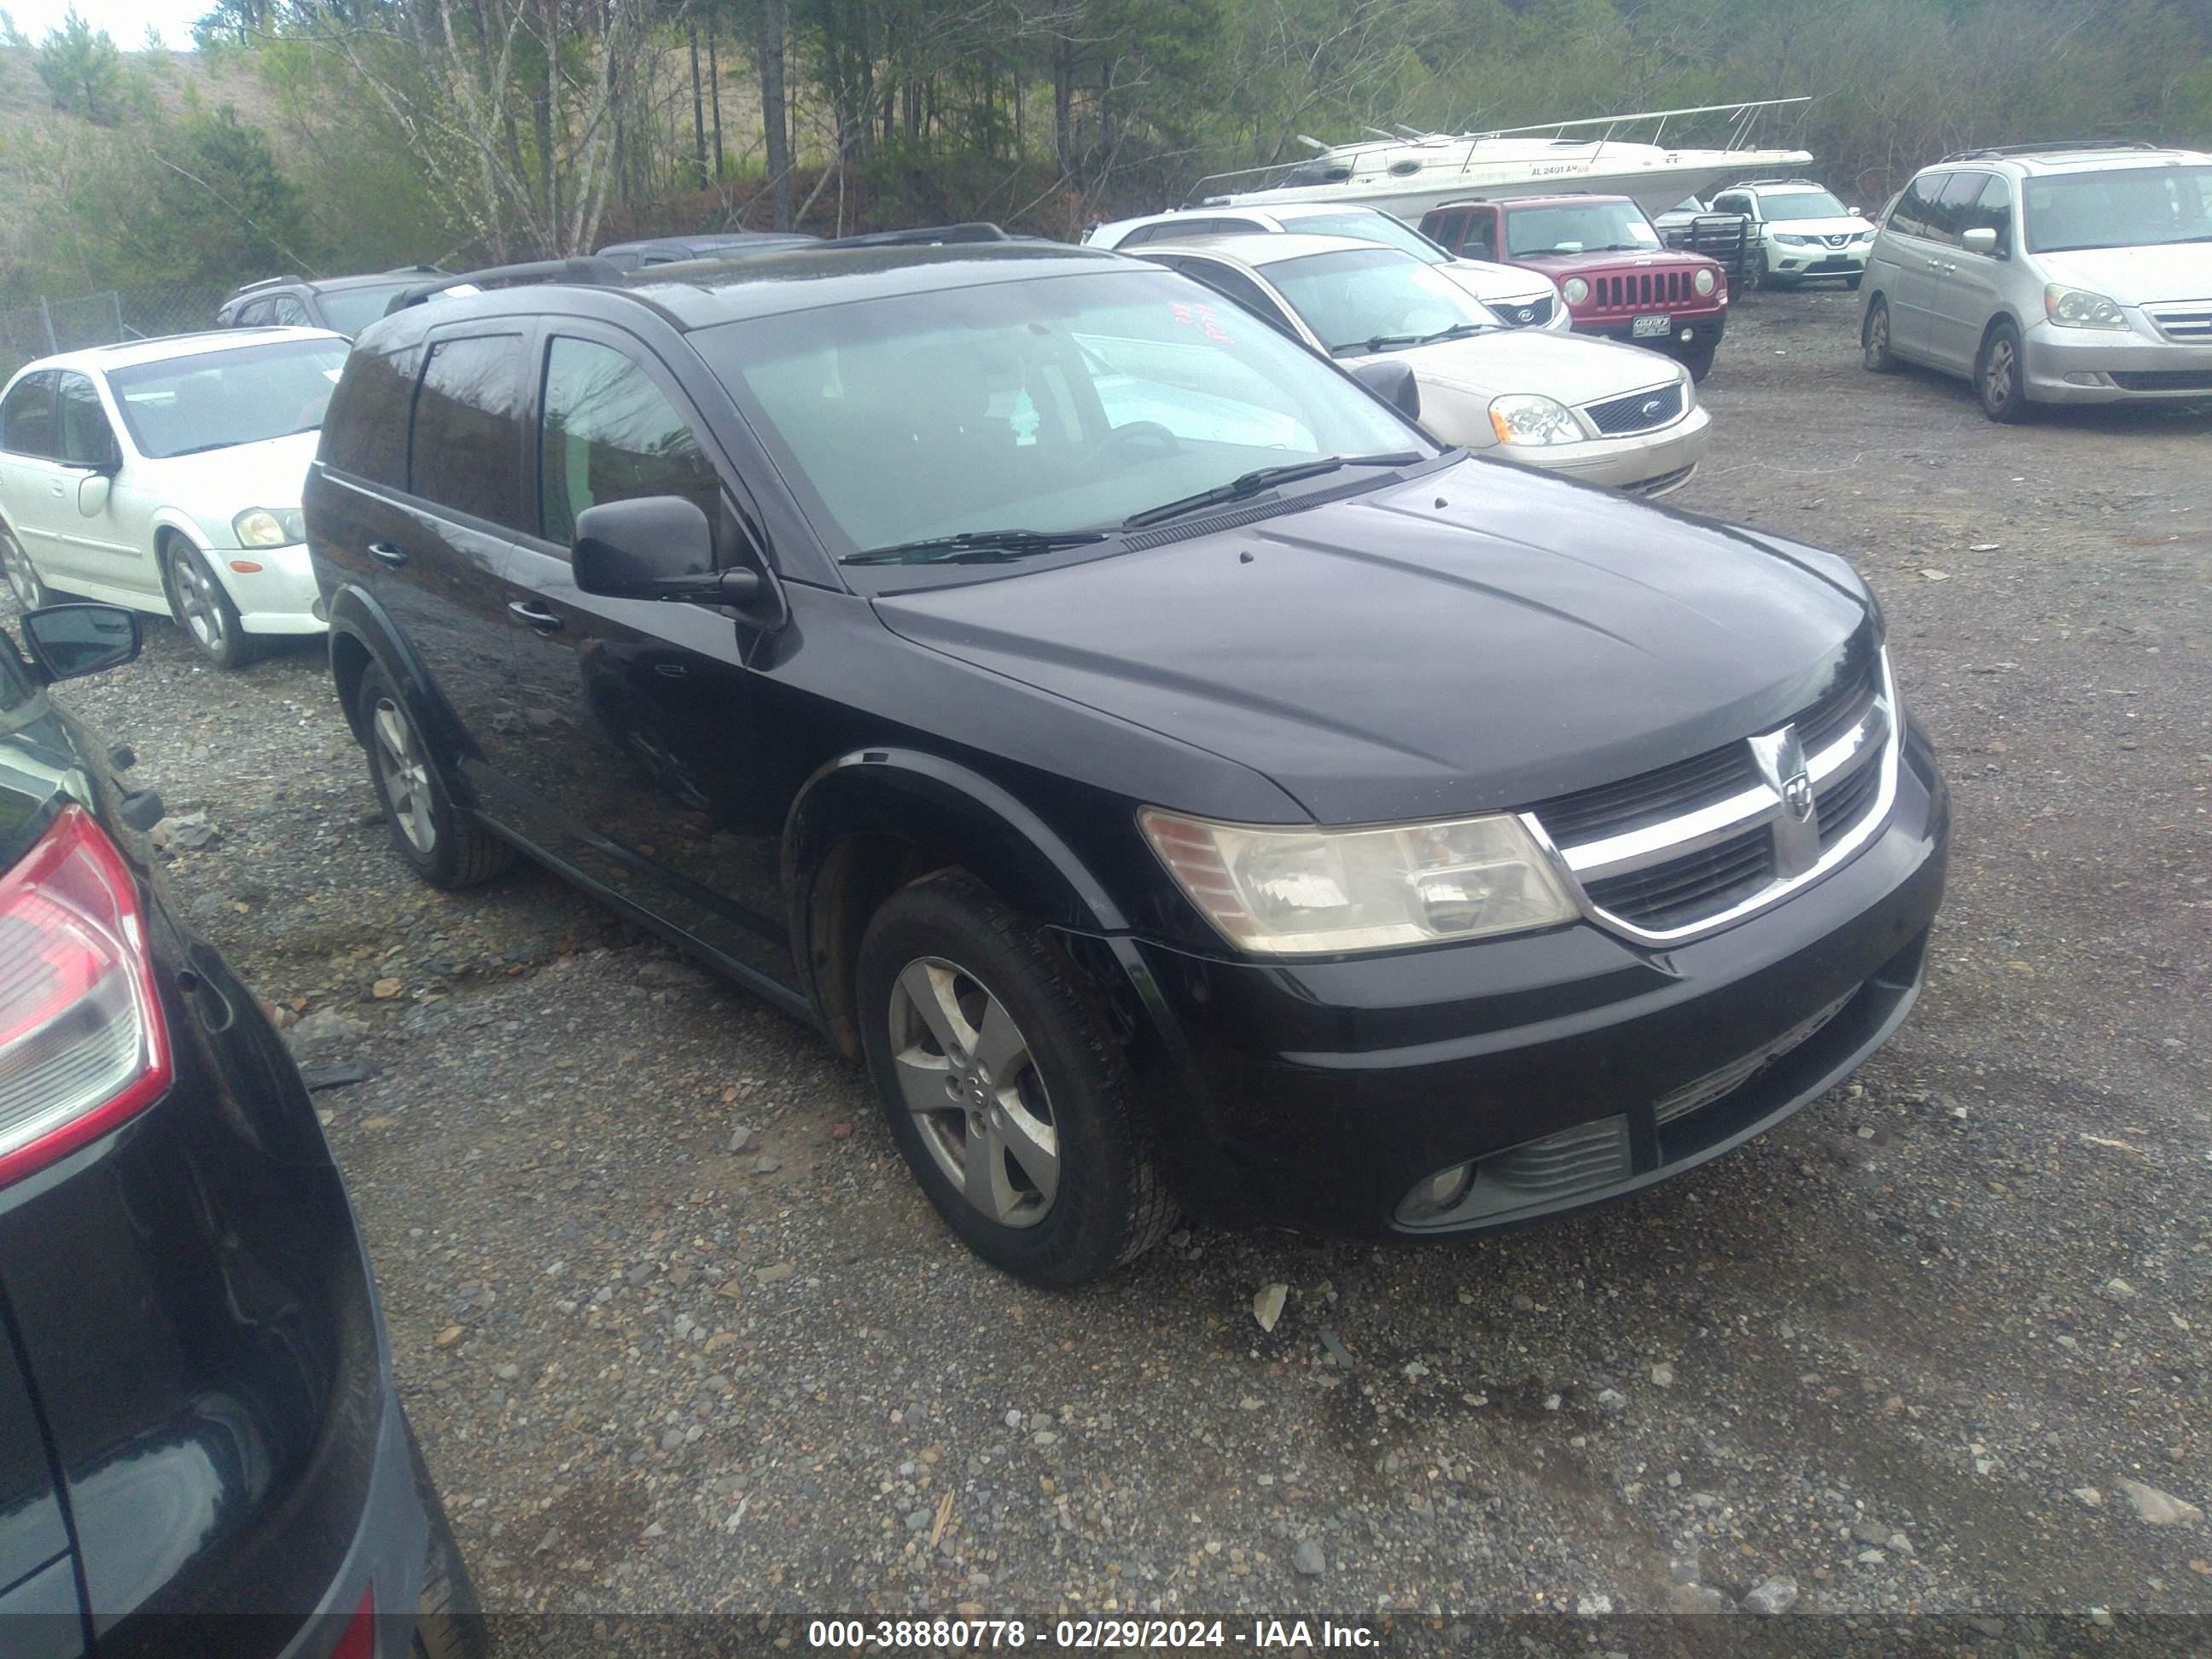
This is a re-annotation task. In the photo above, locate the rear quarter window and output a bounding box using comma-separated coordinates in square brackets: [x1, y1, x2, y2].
[319, 344, 421, 488]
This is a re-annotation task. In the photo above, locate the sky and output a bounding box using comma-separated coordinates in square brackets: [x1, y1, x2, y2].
[8, 0, 210, 48]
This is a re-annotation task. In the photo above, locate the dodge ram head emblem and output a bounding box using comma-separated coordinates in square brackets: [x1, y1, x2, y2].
[1782, 771, 1815, 820]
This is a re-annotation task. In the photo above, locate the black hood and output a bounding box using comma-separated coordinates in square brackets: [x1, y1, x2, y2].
[874, 459, 1874, 824]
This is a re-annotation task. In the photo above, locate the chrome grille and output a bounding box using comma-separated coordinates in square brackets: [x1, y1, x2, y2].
[1501, 294, 1555, 329]
[1582, 382, 1685, 436]
[2148, 301, 2212, 341]
[1526, 651, 1898, 942]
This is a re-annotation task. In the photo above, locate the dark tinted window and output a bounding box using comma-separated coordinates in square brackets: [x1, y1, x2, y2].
[1925, 171, 1988, 245]
[236, 297, 275, 326]
[410, 335, 526, 527]
[56, 374, 118, 467]
[316, 282, 416, 336]
[0, 372, 57, 458]
[269, 294, 311, 326]
[1957, 174, 2013, 253]
[315, 345, 420, 487]
[1889, 172, 1947, 238]
[539, 337, 719, 547]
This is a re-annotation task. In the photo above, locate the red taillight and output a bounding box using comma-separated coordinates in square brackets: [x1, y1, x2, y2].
[0, 804, 172, 1187]
[331, 1587, 376, 1659]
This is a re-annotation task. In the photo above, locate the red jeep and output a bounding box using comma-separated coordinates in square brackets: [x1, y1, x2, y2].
[1419, 195, 1730, 379]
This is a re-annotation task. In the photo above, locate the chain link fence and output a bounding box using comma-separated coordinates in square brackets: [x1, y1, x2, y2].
[0, 286, 230, 378]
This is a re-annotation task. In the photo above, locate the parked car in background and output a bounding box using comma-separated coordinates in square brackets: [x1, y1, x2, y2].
[1708, 178, 1876, 288]
[1142, 235, 1709, 495]
[0, 329, 346, 668]
[596, 230, 820, 270]
[1654, 195, 1762, 288]
[0, 600, 480, 1656]
[1420, 195, 1731, 378]
[1085, 202, 1569, 331]
[1861, 140, 2212, 421]
[300, 239, 1941, 1288]
[217, 268, 446, 337]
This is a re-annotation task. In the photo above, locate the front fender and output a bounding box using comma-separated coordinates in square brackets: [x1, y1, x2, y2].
[323, 584, 484, 802]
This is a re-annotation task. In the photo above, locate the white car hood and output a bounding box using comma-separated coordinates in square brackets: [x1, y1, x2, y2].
[139, 430, 319, 532]
[1359, 329, 1681, 406]
[2034, 244, 2212, 306]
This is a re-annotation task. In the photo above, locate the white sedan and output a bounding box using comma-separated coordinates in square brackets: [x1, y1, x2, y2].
[1136, 236, 1711, 497]
[0, 329, 347, 667]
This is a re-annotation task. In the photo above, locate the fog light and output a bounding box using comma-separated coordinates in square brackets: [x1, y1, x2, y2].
[1679, 328, 1693, 343]
[2062, 371, 2107, 387]
[1397, 1161, 1474, 1223]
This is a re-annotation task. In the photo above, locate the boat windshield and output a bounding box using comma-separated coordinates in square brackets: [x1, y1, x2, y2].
[1505, 201, 1662, 258]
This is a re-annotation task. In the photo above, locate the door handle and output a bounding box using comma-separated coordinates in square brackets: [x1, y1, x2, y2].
[508, 601, 565, 633]
[368, 541, 409, 568]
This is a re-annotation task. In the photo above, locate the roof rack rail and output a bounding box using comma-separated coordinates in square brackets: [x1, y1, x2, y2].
[824, 222, 1010, 248]
[230, 273, 306, 295]
[381, 264, 446, 276]
[1940, 138, 2162, 162]
[387, 256, 626, 315]
[1732, 177, 1819, 188]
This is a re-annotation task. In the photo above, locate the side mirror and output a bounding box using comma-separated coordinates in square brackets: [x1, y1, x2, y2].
[79, 474, 112, 515]
[20, 603, 143, 682]
[1348, 358, 1421, 423]
[572, 496, 760, 607]
[1961, 227, 1999, 255]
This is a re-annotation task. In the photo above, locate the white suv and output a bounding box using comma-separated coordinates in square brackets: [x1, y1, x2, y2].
[1085, 202, 1570, 331]
[1860, 142, 2212, 421]
[1708, 179, 1877, 288]
[0, 329, 346, 667]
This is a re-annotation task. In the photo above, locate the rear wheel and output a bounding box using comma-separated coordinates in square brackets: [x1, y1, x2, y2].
[356, 662, 514, 888]
[855, 870, 1176, 1286]
[1862, 298, 1900, 373]
[0, 521, 52, 611]
[161, 536, 259, 669]
[1976, 319, 2032, 423]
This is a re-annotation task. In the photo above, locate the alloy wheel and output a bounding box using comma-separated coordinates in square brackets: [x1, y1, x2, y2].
[172, 550, 224, 650]
[372, 696, 438, 853]
[886, 957, 1059, 1227]
[1864, 307, 1888, 368]
[1983, 336, 2017, 409]
[1, 531, 41, 610]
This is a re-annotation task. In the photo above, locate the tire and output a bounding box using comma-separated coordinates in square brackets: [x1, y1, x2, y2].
[355, 662, 515, 888]
[1976, 318, 2033, 423]
[1861, 297, 1901, 373]
[0, 521, 53, 611]
[160, 535, 261, 669]
[855, 869, 1178, 1287]
[1681, 345, 1717, 384]
[402, 1413, 490, 1659]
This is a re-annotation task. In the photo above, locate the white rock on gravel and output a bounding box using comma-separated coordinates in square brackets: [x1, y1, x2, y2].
[1741, 1577, 1798, 1615]
[1252, 1284, 1287, 1332]
[2114, 1478, 2203, 1526]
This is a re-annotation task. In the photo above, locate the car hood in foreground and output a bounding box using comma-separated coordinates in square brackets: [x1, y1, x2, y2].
[137, 429, 320, 521]
[2034, 243, 2212, 306]
[873, 460, 1871, 824]
[1357, 329, 1685, 405]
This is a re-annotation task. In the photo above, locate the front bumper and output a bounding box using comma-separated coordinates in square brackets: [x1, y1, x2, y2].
[1111, 720, 1947, 1238]
[2022, 319, 2212, 403]
[219, 542, 328, 636]
[1505, 402, 1712, 495]
[1767, 242, 1869, 278]
[1577, 309, 1727, 360]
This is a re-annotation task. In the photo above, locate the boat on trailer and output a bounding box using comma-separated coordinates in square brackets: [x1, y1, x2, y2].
[1186, 99, 1814, 223]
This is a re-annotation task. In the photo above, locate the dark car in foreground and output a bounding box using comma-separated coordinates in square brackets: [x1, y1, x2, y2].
[0, 604, 477, 1655]
[305, 241, 1947, 1286]
[217, 270, 448, 339]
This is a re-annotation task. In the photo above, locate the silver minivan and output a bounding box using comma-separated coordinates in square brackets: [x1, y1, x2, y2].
[1860, 141, 2212, 421]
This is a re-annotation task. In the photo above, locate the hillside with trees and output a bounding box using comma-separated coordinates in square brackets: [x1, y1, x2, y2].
[2, 0, 2209, 311]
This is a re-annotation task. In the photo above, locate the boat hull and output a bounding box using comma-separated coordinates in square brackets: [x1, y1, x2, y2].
[1212, 148, 1814, 222]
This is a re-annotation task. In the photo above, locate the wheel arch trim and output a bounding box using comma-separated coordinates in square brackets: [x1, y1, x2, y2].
[323, 583, 482, 795]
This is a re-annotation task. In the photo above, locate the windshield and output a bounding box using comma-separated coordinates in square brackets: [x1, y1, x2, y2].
[1505, 201, 1662, 257]
[316, 282, 419, 335]
[108, 338, 349, 459]
[1757, 189, 1849, 221]
[1279, 212, 1447, 264]
[1265, 248, 1494, 355]
[2023, 165, 2212, 253]
[690, 267, 1424, 561]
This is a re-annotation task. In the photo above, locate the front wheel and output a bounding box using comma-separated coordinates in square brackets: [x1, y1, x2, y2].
[1681, 344, 1716, 384]
[855, 870, 1177, 1286]
[161, 537, 260, 669]
[1862, 297, 1901, 373]
[355, 662, 515, 888]
[1976, 319, 2032, 423]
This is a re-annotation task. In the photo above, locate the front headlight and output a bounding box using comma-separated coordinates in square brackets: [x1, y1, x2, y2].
[1562, 276, 1590, 306]
[1138, 808, 1577, 955]
[1692, 267, 1716, 296]
[2044, 285, 2127, 329]
[1488, 393, 1583, 446]
[233, 507, 306, 547]
[1772, 233, 1811, 247]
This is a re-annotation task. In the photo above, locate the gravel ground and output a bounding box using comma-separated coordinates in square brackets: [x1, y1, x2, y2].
[20, 290, 2211, 1635]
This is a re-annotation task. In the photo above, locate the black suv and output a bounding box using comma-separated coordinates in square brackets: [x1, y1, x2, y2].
[216, 268, 446, 339]
[0, 604, 478, 1653]
[304, 242, 1947, 1286]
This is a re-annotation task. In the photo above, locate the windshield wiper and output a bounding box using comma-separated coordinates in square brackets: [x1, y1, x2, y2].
[1344, 321, 1492, 354]
[841, 527, 1110, 567]
[1122, 451, 1422, 531]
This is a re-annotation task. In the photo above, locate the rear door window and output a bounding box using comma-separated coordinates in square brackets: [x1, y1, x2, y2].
[321, 345, 422, 488]
[538, 336, 721, 549]
[1889, 172, 1947, 239]
[1926, 172, 1987, 247]
[410, 335, 527, 529]
[0, 372, 58, 459]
